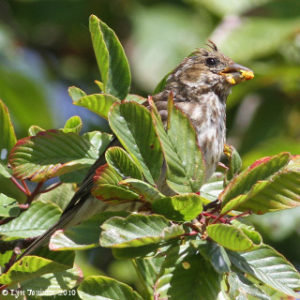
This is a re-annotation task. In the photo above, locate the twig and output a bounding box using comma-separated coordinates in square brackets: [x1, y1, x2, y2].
[10, 177, 29, 195]
[41, 181, 62, 193]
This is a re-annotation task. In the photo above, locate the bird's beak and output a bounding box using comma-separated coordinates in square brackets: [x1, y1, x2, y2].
[219, 63, 254, 85]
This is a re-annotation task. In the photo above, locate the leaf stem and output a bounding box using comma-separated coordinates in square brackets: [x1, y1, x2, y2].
[10, 177, 29, 195]
[41, 181, 62, 193]
[229, 210, 252, 221]
[27, 181, 44, 204]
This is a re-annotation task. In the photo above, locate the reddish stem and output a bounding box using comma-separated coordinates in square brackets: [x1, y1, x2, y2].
[202, 212, 228, 223]
[10, 177, 29, 195]
[41, 181, 62, 193]
[26, 181, 44, 204]
[229, 210, 252, 221]
[21, 180, 31, 195]
[184, 231, 199, 236]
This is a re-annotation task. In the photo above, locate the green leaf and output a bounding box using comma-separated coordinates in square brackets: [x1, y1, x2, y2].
[228, 244, 300, 297]
[78, 276, 143, 300]
[226, 272, 269, 300]
[0, 163, 11, 178]
[133, 257, 164, 298]
[221, 154, 300, 214]
[153, 194, 204, 222]
[153, 71, 172, 93]
[68, 86, 87, 101]
[149, 96, 205, 193]
[125, 94, 147, 104]
[89, 15, 131, 99]
[220, 152, 291, 206]
[0, 255, 72, 286]
[120, 178, 164, 203]
[155, 244, 222, 300]
[100, 214, 184, 248]
[0, 193, 20, 217]
[109, 102, 163, 185]
[106, 147, 143, 180]
[206, 223, 262, 251]
[0, 201, 61, 238]
[200, 172, 224, 201]
[9, 130, 113, 182]
[28, 125, 45, 136]
[37, 183, 76, 211]
[224, 144, 242, 182]
[0, 164, 26, 202]
[73, 93, 120, 119]
[92, 164, 139, 202]
[94, 80, 104, 91]
[21, 266, 82, 296]
[0, 99, 17, 162]
[113, 244, 162, 259]
[63, 116, 83, 134]
[194, 241, 231, 273]
[49, 211, 128, 251]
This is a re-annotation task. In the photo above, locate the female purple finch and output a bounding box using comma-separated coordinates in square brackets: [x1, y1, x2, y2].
[18, 41, 254, 259]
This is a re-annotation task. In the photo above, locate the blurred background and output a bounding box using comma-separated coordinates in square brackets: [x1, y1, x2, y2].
[0, 0, 299, 291]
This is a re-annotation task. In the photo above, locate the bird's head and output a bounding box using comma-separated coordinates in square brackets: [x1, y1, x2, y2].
[166, 41, 254, 100]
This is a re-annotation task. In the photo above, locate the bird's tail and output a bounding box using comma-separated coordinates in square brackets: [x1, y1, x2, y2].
[17, 196, 88, 260]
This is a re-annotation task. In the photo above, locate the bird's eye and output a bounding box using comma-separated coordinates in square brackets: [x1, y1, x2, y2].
[206, 57, 217, 66]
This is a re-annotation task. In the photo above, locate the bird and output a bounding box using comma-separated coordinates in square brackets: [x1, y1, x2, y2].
[16, 41, 254, 260]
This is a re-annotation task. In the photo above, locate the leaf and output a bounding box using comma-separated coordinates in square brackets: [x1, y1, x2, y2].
[206, 223, 262, 251]
[63, 116, 83, 134]
[133, 257, 165, 297]
[120, 178, 164, 203]
[37, 183, 76, 211]
[153, 71, 172, 93]
[78, 276, 143, 300]
[221, 154, 300, 214]
[92, 164, 139, 202]
[89, 15, 131, 99]
[0, 193, 20, 217]
[21, 266, 82, 296]
[227, 244, 300, 297]
[73, 93, 120, 119]
[0, 163, 11, 178]
[100, 214, 184, 248]
[153, 194, 204, 222]
[49, 211, 128, 251]
[194, 241, 231, 273]
[0, 99, 17, 162]
[200, 172, 224, 201]
[0, 255, 72, 286]
[155, 244, 222, 300]
[109, 102, 163, 185]
[113, 244, 162, 259]
[106, 147, 143, 180]
[220, 152, 291, 206]
[224, 144, 242, 182]
[28, 125, 45, 136]
[226, 272, 269, 300]
[68, 86, 87, 101]
[125, 94, 147, 104]
[0, 201, 61, 238]
[149, 96, 205, 193]
[9, 130, 113, 182]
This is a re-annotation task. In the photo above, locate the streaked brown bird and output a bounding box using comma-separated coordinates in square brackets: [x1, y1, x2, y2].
[18, 41, 254, 258]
